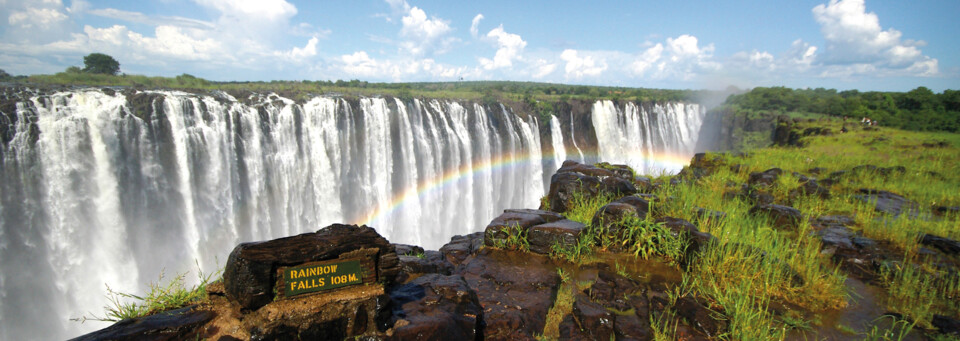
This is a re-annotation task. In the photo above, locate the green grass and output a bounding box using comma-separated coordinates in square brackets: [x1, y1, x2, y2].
[75, 263, 220, 323]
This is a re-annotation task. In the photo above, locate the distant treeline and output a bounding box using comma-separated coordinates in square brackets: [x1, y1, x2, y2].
[722, 86, 960, 133]
[9, 69, 716, 104]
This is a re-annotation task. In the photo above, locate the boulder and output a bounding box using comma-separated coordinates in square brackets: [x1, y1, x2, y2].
[547, 161, 638, 213]
[920, 234, 960, 255]
[693, 207, 726, 224]
[933, 314, 960, 336]
[222, 224, 398, 310]
[440, 232, 484, 265]
[528, 219, 586, 255]
[748, 168, 782, 187]
[70, 306, 213, 341]
[455, 248, 560, 339]
[570, 295, 615, 340]
[674, 296, 726, 338]
[749, 204, 803, 230]
[503, 209, 564, 223]
[389, 274, 482, 341]
[395, 250, 454, 284]
[484, 211, 546, 247]
[855, 189, 919, 217]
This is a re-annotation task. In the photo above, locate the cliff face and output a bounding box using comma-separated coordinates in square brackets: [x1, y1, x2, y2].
[0, 85, 709, 340]
[694, 106, 779, 152]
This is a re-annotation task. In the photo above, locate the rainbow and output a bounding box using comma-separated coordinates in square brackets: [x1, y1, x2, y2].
[352, 148, 694, 227]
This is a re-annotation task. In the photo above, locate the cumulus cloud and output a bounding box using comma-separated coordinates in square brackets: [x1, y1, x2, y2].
[399, 6, 452, 55]
[627, 34, 718, 80]
[277, 36, 318, 60]
[8, 6, 67, 29]
[87, 8, 214, 30]
[470, 14, 483, 37]
[194, 0, 296, 22]
[478, 25, 526, 70]
[532, 59, 557, 78]
[812, 0, 937, 76]
[560, 49, 607, 79]
[339, 50, 464, 80]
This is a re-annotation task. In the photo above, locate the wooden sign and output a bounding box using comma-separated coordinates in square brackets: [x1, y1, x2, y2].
[281, 259, 364, 297]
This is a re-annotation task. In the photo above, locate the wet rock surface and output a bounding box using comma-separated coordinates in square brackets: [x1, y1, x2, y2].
[483, 211, 547, 247]
[440, 232, 484, 266]
[389, 274, 482, 341]
[455, 248, 560, 340]
[546, 161, 637, 213]
[69, 306, 213, 341]
[527, 219, 586, 254]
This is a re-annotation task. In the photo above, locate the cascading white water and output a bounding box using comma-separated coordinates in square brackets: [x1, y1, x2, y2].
[591, 100, 704, 175]
[0, 90, 550, 340]
[0, 90, 706, 340]
[549, 115, 567, 172]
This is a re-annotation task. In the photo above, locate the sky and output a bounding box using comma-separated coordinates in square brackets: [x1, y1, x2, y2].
[0, 0, 958, 92]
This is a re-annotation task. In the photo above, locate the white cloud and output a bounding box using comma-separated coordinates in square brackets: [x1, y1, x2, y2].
[470, 14, 483, 37]
[277, 36, 318, 60]
[478, 25, 526, 70]
[629, 43, 663, 74]
[193, 0, 296, 22]
[339, 50, 464, 80]
[8, 6, 67, 28]
[398, 6, 452, 56]
[87, 8, 214, 30]
[812, 0, 937, 76]
[560, 49, 606, 79]
[532, 59, 557, 78]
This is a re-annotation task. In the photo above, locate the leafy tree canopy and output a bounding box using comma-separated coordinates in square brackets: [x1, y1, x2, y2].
[83, 53, 120, 75]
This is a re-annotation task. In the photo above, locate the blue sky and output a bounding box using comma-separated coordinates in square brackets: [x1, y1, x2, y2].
[1, 0, 957, 91]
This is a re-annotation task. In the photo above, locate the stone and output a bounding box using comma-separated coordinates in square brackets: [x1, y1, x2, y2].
[748, 168, 782, 187]
[571, 294, 615, 340]
[693, 207, 726, 224]
[655, 217, 716, 266]
[70, 306, 213, 341]
[440, 232, 484, 266]
[855, 189, 919, 217]
[591, 202, 640, 247]
[223, 224, 398, 310]
[389, 274, 482, 341]
[817, 226, 856, 253]
[933, 314, 960, 336]
[798, 178, 830, 199]
[393, 244, 424, 257]
[455, 248, 560, 339]
[484, 212, 546, 247]
[934, 206, 960, 216]
[674, 296, 726, 338]
[395, 250, 453, 284]
[614, 195, 651, 216]
[528, 219, 586, 254]
[814, 215, 856, 228]
[920, 234, 960, 255]
[749, 204, 803, 230]
[503, 209, 564, 223]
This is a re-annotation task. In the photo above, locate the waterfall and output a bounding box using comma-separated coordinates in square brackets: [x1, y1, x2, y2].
[591, 100, 704, 175]
[0, 90, 705, 340]
[549, 115, 567, 172]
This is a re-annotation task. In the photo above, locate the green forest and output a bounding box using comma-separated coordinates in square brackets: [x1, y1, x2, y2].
[721, 86, 960, 133]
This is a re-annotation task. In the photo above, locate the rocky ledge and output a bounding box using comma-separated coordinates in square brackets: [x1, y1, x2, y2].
[72, 158, 960, 340]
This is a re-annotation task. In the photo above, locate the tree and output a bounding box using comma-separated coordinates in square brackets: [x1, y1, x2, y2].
[83, 53, 120, 75]
[0, 69, 10, 81]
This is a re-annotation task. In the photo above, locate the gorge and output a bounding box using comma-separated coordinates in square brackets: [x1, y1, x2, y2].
[0, 87, 706, 340]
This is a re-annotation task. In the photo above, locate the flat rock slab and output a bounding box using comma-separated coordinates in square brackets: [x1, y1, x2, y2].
[920, 234, 960, 255]
[484, 211, 547, 247]
[70, 306, 213, 341]
[223, 224, 398, 310]
[440, 232, 484, 266]
[528, 219, 586, 254]
[455, 248, 560, 340]
[855, 189, 919, 217]
[389, 274, 482, 341]
[749, 204, 803, 230]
